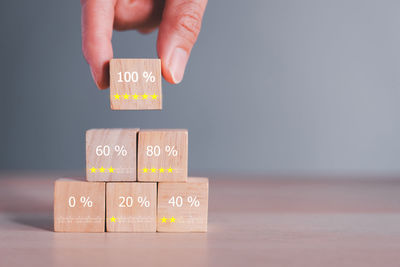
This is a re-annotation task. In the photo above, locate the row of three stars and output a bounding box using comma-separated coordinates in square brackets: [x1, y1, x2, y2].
[160, 217, 176, 223]
[114, 94, 158, 100]
[142, 168, 174, 173]
[90, 167, 114, 173]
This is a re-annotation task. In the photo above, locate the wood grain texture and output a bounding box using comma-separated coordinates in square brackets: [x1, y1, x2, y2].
[110, 58, 162, 110]
[1, 173, 400, 266]
[138, 129, 188, 182]
[106, 182, 156, 232]
[53, 179, 105, 232]
[157, 177, 208, 232]
[86, 128, 138, 182]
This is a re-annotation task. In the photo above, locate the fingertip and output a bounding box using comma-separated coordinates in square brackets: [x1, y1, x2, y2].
[90, 63, 110, 90]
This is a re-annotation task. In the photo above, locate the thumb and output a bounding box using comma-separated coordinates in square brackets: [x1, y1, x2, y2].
[157, 0, 207, 84]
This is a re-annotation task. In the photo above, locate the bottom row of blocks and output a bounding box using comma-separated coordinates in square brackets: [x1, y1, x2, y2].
[54, 177, 208, 232]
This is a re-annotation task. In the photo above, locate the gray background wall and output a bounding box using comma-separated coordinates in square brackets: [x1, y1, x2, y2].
[1, 0, 400, 175]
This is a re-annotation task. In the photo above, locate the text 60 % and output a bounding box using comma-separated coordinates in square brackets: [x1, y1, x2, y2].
[96, 145, 127, 157]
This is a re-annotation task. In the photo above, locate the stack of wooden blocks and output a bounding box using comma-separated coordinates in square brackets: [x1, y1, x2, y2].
[53, 59, 208, 233]
[54, 129, 208, 233]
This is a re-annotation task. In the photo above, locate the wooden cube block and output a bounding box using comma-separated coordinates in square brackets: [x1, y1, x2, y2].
[106, 182, 157, 232]
[54, 179, 105, 232]
[110, 58, 162, 110]
[138, 129, 188, 182]
[86, 128, 138, 182]
[157, 177, 208, 232]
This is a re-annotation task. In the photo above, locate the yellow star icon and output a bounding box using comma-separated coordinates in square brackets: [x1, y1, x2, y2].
[114, 94, 120, 100]
[159, 168, 165, 173]
[151, 168, 157, 173]
[168, 168, 173, 173]
[161, 217, 167, 223]
[99, 166, 105, 173]
[142, 94, 148, 99]
[108, 167, 114, 173]
[123, 94, 129, 99]
[132, 94, 139, 99]
[170, 217, 175, 223]
[110, 216, 116, 222]
[151, 94, 158, 99]
[90, 167, 97, 173]
[142, 168, 148, 173]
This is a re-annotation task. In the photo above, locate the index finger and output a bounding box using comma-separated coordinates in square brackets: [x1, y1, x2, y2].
[81, 0, 116, 89]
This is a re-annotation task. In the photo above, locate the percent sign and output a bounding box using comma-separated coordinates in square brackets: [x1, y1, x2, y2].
[187, 196, 200, 207]
[138, 196, 150, 207]
[165, 145, 178, 156]
[68, 196, 93, 208]
[96, 145, 127, 156]
[143, 71, 155, 83]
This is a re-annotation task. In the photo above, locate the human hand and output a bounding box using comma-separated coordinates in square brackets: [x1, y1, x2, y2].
[81, 0, 207, 89]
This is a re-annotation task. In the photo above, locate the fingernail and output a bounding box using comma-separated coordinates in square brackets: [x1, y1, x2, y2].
[168, 47, 189, 84]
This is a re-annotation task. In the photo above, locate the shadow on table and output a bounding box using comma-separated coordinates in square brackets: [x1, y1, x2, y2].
[12, 214, 53, 231]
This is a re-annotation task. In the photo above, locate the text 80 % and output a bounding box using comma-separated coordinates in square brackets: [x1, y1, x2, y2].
[146, 145, 178, 157]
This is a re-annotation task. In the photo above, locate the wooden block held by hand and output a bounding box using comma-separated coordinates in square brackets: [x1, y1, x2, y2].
[110, 58, 162, 110]
[157, 177, 209, 232]
[54, 179, 105, 232]
[86, 128, 138, 182]
[106, 182, 157, 232]
[138, 129, 188, 182]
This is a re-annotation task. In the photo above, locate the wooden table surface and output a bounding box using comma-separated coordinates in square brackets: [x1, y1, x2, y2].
[0, 172, 400, 266]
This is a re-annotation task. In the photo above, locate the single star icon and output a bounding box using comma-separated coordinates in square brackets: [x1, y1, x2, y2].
[142, 94, 148, 99]
[168, 168, 173, 173]
[114, 94, 120, 100]
[110, 216, 116, 222]
[161, 217, 167, 223]
[170, 217, 175, 223]
[159, 168, 165, 173]
[90, 167, 97, 173]
[108, 167, 114, 173]
[99, 166, 105, 173]
[142, 168, 148, 173]
[151, 168, 157, 173]
[123, 94, 129, 99]
[132, 94, 139, 99]
[151, 94, 158, 99]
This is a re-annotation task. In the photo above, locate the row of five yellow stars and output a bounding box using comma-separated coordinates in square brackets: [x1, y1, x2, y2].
[142, 168, 173, 173]
[90, 167, 114, 173]
[114, 94, 158, 100]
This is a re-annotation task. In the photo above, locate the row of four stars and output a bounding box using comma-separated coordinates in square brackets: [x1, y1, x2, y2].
[142, 168, 174, 173]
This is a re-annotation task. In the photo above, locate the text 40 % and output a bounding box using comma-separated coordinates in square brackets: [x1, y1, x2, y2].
[68, 196, 93, 208]
[146, 145, 178, 157]
[96, 145, 127, 157]
[119, 196, 150, 208]
[168, 196, 200, 208]
[117, 71, 155, 83]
